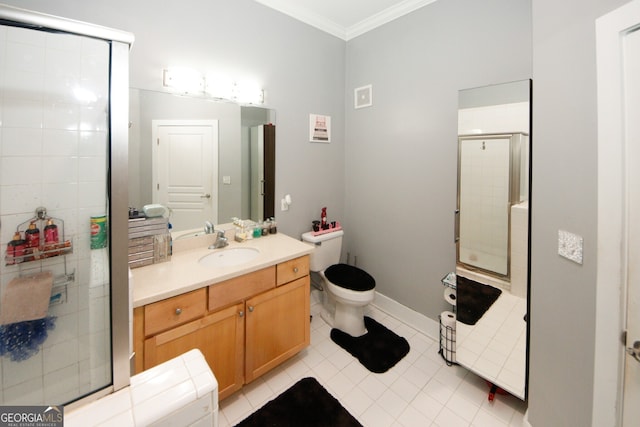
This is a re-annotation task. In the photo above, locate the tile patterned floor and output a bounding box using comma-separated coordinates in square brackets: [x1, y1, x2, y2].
[219, 290, 528, 427]
[456, 291, 527, 399]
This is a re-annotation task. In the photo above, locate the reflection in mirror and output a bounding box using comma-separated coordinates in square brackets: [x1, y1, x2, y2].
[128, 89, 275, 232]
[454, 80, 531, 400]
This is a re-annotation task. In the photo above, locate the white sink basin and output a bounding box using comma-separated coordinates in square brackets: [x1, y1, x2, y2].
[198, 247, 260, 268]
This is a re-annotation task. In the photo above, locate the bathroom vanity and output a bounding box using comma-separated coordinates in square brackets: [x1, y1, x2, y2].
[131, 230, 312, 400]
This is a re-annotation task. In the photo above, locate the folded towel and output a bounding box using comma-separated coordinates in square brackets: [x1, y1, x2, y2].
[0, 271, 54, 325]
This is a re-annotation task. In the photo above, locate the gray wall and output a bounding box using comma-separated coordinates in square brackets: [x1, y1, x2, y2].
[3, 0, 346, 237]
[529, 0, 628, 425]
[4, 0, 633, 425]
[344, 0, 532, 329]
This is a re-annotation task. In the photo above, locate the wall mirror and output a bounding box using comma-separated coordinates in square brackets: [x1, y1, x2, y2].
[454, 79, 531, 400]
[128, 89, 275, 233]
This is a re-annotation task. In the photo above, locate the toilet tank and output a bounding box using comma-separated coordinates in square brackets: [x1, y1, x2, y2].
[301, 230, 344, 272]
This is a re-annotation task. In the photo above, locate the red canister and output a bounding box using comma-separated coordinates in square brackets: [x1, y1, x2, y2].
[44, 219, 60, 256]
[44, 219, 59, 244]
[6, 231, 26, 264]
[25, 221, 40, 249]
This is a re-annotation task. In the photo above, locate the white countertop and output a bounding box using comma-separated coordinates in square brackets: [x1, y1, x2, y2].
[130, 231, 313, 307]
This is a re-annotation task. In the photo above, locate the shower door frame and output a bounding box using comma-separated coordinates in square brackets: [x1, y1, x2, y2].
[455, 132, 527, 280]
[0, 4, 134, 407]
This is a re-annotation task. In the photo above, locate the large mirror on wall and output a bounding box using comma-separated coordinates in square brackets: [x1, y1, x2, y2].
[454, 79, 531, 400]
[128, 89, 275, 232]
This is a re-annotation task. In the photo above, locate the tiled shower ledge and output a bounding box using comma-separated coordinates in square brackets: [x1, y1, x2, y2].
[65, 349, 218, 427]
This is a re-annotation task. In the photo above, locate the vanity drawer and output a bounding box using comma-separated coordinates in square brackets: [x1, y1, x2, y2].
[144, 288, 207, 336]
[276, 256, 310, 286]
[208, 266, 276, 312]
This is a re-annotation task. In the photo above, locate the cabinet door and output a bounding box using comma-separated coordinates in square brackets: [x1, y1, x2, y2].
[245, 276, 310, 382]
[144, 302, 245, 399]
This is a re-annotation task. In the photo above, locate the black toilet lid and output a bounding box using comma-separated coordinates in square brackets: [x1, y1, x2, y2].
[324, 264, 375, 292]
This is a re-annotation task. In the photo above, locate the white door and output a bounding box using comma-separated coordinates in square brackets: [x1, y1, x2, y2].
[152, 120, 218, 231]
[623, 25, 640, 427]
[596, 2, 640, 425]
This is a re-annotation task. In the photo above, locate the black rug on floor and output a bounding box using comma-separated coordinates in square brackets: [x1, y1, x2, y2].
[330, 316, 410, 373]
[456, 275, 502, 325]
[235, 377, 362, 427]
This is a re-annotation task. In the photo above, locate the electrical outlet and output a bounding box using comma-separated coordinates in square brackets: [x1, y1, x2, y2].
[558, 230, 583, 264]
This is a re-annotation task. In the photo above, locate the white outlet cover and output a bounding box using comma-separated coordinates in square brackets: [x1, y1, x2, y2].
[558, 230, 583, 264]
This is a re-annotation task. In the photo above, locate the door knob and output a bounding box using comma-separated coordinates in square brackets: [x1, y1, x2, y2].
[175, 308, 182, 315]
[239, 311, 244, 317]
[200, 194, 211, 199]
[248, 306, 254, 312]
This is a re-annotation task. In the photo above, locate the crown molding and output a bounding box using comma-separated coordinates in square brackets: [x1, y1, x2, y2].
[255, 0, 347, 40]
[346, 0, 438, 40]
[255, 0, 437, 41]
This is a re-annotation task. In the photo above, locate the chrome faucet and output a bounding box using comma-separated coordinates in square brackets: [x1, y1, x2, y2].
[208, 230, 228, 249]
[204, 221, 214, 234]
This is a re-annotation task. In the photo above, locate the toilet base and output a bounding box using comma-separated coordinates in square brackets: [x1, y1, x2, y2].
[321, 296, 368, 337]
[334, 303, 367, 337]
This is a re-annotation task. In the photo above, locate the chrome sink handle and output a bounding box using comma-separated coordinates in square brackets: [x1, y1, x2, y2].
[208, 230, 229, 249]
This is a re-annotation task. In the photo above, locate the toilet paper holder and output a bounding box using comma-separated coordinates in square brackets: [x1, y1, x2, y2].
[439, 311, 457, 366]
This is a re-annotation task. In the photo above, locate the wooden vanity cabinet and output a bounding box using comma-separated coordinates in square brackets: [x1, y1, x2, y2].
[245, 275, 310, 382]
[143, 302, 244, 391]
[134, 255, 310, 401]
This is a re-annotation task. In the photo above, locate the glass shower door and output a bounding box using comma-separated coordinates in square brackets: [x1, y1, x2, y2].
[457, 135, 512, 276]
[0, 23, 113, 405]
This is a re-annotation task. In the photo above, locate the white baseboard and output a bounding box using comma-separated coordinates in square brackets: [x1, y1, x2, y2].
[371, 291, 440, 341]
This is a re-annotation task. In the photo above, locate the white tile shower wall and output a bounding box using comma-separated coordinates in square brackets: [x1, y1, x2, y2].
[0, 24, 111, 405]
[459, 138, 510, 274]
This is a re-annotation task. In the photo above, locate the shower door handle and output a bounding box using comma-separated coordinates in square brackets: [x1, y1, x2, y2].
[454, 209, 460, 243]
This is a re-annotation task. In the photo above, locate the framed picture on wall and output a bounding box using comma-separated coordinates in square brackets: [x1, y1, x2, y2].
[354, 84, 373, 109]
[309, 114, 331, 143]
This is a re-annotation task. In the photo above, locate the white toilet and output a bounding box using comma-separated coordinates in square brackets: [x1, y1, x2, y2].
[302, 230, 376, 337]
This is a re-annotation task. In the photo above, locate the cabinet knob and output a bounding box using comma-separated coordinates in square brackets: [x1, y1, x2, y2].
[248, 306, 254, 312]
[293, 267, 299, 273]
[175, 308, 182, 315]
[239, 311, 244, 317]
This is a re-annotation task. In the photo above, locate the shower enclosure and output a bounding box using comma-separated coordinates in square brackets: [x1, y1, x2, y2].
[456, 132, 528, 278]
[0, 5, 132, 406]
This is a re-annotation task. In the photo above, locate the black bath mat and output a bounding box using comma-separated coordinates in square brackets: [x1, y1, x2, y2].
[330, 316, 410, 373]
[456, 276, 502, 325]
[235, 377, 362, 427]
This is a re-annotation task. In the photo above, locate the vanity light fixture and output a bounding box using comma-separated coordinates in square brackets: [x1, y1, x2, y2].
[162, 68, 205, 95]
[163, 68, 264, 104]
[234, 80, 264, 105]
[204, 75, 235, 100]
